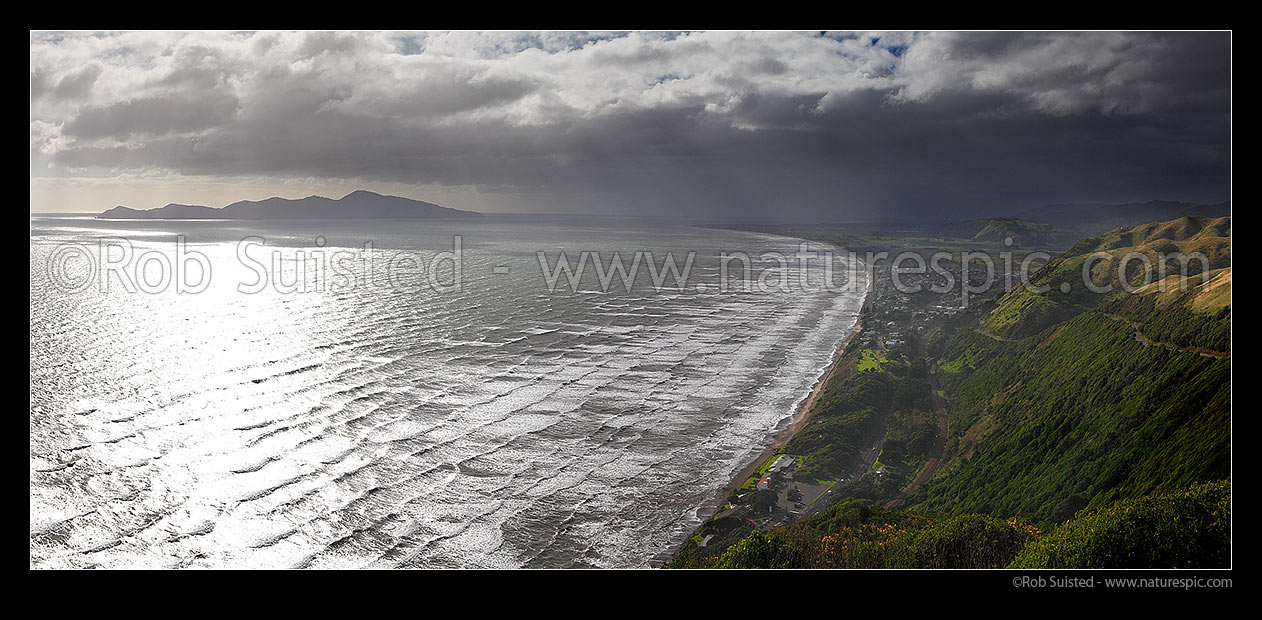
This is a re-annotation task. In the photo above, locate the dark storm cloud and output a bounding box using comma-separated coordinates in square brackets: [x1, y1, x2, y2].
[891, 31, 1231, 117]
[30, 30, 1230, 218]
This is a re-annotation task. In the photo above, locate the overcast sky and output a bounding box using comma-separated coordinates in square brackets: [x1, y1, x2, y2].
[30, 30, 1231, 220]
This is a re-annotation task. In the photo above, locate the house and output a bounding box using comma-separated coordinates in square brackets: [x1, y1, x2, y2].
[769, 455, 796, 473]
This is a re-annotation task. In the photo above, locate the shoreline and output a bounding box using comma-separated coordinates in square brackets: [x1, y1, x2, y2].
[657, 255, 873, 566]
[713, 302, 868, 506]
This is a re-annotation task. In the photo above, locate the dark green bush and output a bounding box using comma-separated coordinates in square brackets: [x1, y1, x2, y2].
[1010, 480, 1230, 568]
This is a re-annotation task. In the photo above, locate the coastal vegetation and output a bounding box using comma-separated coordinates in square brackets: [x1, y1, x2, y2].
[672, 481, 1229, 569]
[673, 214, 1230, 569]
[1010, 481, 1230, 568]
[673, 497, 1037, 569]
[782, 335, 938, 490]
[913, 311, 1230, 528]
[782, 352, 891, 484]
[914, 216, 1231, 529]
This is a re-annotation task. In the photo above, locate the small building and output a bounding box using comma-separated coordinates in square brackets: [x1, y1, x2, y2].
[769, 455, 796, 473]
[756, 476, 772, 491]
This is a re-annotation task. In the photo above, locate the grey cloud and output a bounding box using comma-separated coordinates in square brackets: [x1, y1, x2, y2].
[31, 62, 103, 101]
[297, 31, 365, 58]
[53, 63, 103, 99]
[893, 31, 1230, 116]
[63, 91, 241, 139]
[155, 45, 243, 89]
[341, 67, 539, 119]
[30, 70, 50, 100]
[32, 31, 1230, 219]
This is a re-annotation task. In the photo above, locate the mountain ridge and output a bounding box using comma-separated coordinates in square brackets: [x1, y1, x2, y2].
[935, 217, 1076, 248]
[978, 215, 1230, 341]
[1013, 199, 1230, 234]
[97, 190, 482, 220]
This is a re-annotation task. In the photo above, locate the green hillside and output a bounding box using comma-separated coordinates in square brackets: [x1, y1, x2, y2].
[978, 216, 1230, 340]
[679, 214, 1231, 569]
[782, 347, 895, 483]
[678, 480, 1229, 569]
[913, 312, 1229, 527]
[917, 215, 1230, 529]
[1011, 480, 1230, 569]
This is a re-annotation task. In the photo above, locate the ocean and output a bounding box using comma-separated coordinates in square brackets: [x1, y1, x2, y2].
[29, 215, 867, 568]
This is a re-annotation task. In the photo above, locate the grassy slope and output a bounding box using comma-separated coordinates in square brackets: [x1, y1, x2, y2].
[677, 214, 1231, 569]
[979, 216, 1230, 340]
[913, 215, 1230, 528]
[913, 313, 1230, 528]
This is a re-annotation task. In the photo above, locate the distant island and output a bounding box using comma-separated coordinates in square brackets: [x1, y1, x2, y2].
[97, 190, 482, 220]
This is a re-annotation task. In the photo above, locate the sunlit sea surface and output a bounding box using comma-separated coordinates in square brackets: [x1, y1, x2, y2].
[30, 215, 867, 568]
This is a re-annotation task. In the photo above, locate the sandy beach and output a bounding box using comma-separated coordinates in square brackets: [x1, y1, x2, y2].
[712, 298, 868, 508]
[697, 256, 874, 527]
[653, 273, 871, 566]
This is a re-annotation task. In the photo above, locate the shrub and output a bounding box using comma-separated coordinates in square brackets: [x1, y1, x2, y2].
[712, 531, 803, 569]
[1010, 480, 1230, 568]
